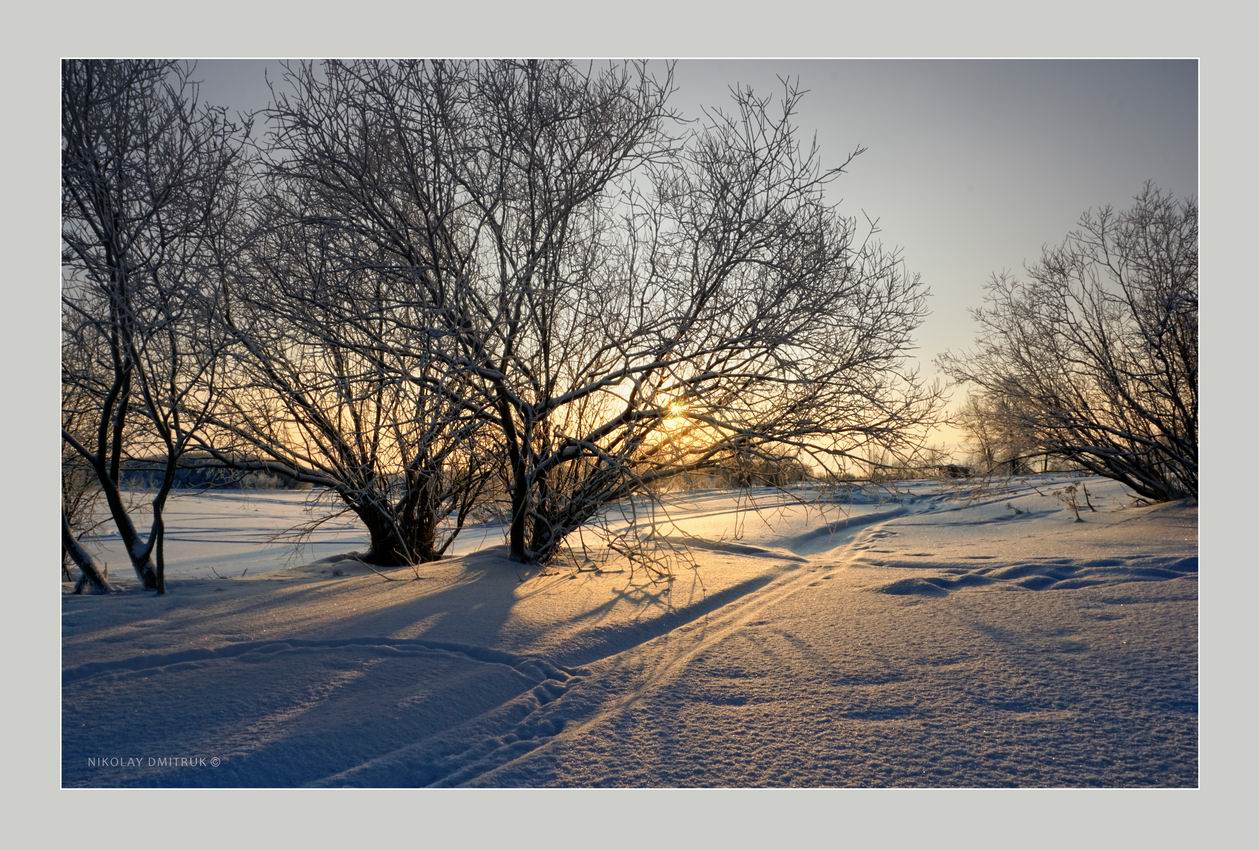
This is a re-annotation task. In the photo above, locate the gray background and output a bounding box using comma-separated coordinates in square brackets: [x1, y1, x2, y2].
[14, 0, 1246, 843]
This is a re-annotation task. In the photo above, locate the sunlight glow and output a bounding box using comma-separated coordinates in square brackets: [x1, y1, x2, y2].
[662, 400, 690, 432]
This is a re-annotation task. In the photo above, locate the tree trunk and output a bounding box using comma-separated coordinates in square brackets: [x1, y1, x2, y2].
[154, 519, 167, 595]
[352, 499, 440, 565]
[506, 461, 531, 562]
[63, 511, 113, 594]
[94, 470, 160, 589]
[129, 550, 160, 590]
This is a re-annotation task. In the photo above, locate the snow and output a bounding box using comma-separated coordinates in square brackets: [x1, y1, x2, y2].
[77, 490, 511, 579]
[62, 474, 1197, 787]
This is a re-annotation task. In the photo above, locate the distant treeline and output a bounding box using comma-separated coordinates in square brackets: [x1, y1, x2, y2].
[119, 453, 312, 491]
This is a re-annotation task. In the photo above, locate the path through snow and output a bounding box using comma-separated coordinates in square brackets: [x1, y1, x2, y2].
[63, 476, 1197, 787]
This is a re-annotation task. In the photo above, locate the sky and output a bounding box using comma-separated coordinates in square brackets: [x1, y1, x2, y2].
[190, 59, 1197, 449]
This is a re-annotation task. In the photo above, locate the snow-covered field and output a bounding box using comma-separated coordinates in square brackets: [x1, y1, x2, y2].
[62, 474, 1197, 787]
[75, 489, 512, 580]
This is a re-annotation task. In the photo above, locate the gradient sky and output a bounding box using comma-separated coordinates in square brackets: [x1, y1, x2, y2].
[191, 59, 1197, 448]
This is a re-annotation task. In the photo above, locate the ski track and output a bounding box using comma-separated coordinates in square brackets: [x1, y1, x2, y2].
[63, 477, 1196, 787]
[325, 507, 910, 787]
[66, 500, 905, 788]
[62, 636, 575, 688]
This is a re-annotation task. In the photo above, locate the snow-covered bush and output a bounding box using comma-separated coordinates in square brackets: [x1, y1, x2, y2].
[941, 185, 1197, 502]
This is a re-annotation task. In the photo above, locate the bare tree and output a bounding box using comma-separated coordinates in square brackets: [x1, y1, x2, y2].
[61, 60, 248, 592]
[955, 393, 998, 474]
[941, 184, 1197, 501]
[61, 355, 111, 592]
[256, 60, 939, 566]
[955, 391, 1040, 476]
[201, 196, 497, 565]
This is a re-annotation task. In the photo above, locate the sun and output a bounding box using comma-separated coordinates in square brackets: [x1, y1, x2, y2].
[663, 400, 689, 430]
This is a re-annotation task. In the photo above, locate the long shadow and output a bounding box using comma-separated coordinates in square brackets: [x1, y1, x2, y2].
[66, 544, 740, 787]
[63, 548, 548, 784]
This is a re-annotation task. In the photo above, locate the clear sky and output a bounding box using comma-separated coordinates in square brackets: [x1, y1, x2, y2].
[190, 59, 1197, 449]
